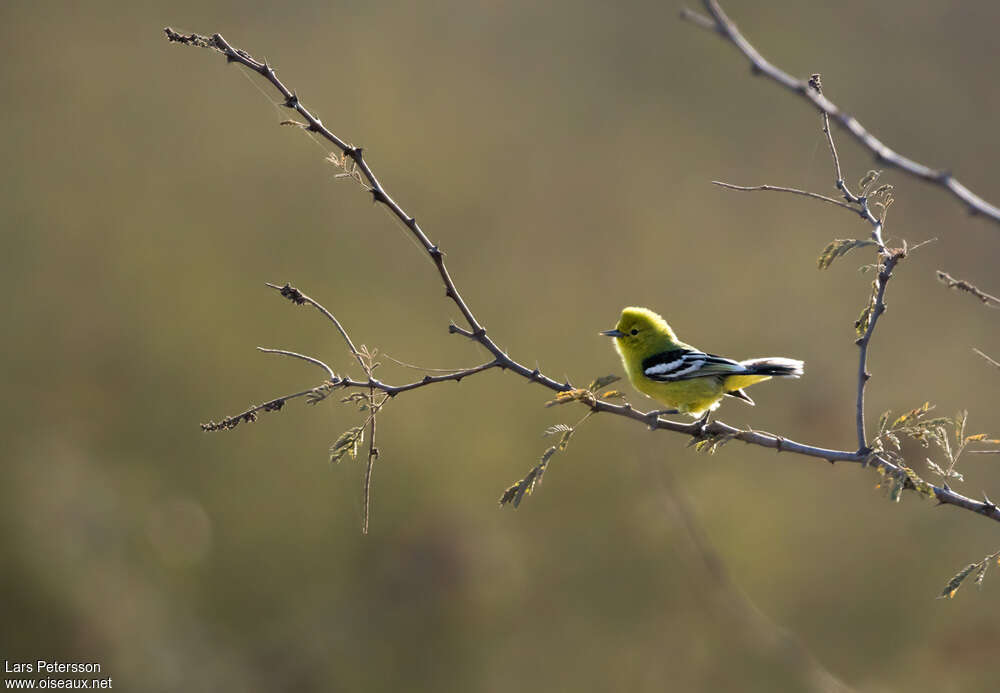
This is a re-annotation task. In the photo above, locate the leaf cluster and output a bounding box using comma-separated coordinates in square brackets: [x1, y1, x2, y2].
[501, 379, 618, 508]
[329, 425, 365, 464]
[939, 550, 1000, 599]
[817, 238, 877, 270]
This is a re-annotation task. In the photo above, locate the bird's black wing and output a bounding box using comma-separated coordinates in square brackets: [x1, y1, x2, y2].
[641, 349, 746, 382]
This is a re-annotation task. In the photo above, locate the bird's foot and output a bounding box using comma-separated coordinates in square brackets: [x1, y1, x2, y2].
[688, 411, 711, 438]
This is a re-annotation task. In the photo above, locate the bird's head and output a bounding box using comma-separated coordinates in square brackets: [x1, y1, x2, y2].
[601, 307, 677, 355]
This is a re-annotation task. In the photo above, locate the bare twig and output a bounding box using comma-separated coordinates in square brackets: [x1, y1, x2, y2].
[363, 389, 382, 535]
[257, 347, 336, 380]
[265, 282, 366, 369]
[810, 74, 847, 195]
[716, 70, 895, 455]
[973, 348, 1000, 370]
[937, 271, 1000, 308]
[200, 388, 318, 432]
[711, 181, 856, 213]
[855, 251, 904, 452]
[679, 1, 1000, 225]
[167, 29, 1000, 527]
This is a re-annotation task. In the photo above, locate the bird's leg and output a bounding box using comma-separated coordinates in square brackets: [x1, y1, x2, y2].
[688, 410, 711, 438]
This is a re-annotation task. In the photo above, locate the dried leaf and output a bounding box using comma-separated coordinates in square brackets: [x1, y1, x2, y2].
[878, 410, 890, 434]
[892, 403, 932, 429]
[545, 389, 595, 408]
[900, 465, 936, 500]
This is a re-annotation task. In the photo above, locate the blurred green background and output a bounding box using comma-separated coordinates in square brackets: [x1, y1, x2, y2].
[3, 1, 999, 690]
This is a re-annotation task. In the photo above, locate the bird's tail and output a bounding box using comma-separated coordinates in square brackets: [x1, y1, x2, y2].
[740, 357, 804, 378]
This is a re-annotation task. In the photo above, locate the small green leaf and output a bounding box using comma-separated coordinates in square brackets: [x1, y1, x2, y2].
[557, 429, 574, 451]
[587, 374, 621, 392]
[817, 238, 878, 270]
[329, 426, 364, 464]
[900, 465, 936, 500]
[974, 561, 989, 588]
[889, 476, 904, 503]
[940, 563, 979, 599]
[855, 303, 872, 337]
[858, 169, 881, 194]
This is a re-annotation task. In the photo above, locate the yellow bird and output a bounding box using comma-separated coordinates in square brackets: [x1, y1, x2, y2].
[602, 307, 803, 418]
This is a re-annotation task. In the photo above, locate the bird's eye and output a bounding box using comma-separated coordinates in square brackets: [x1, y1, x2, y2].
[630, 328, 639, 335]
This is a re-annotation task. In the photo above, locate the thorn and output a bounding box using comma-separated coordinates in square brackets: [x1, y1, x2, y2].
[283, 93, 299, 109]
[428, 245, 443, 259]
[444, 287, 455, 299]
[750, 63, 762, 76]
[828, 459, 836, 465]
[942, 482, 952, 492]
[854, 337, 864, 346]
[775, 436, 785, 452]
[530, 368, 540, 380]
[937, 170, 953, 184]
[863, 372, 871, 381]
[307, 118, 323, 132]
[370, 188, 389, 204]
[422, 375, 432, 383]
[406, 217, 417, 227]
[983, 492, 997, 512]
[455, 376, 463, 383]
[226, 54, 238, 64]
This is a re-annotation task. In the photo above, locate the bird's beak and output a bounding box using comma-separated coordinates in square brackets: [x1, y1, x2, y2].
[600, 329, 625, 338]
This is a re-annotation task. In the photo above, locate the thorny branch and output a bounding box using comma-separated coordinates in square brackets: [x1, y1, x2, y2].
[937, 271, 1000, 308]
[712, 71, 899, 456]
[680, 0, 1000, 225]
[165, 28, 1000, 530]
